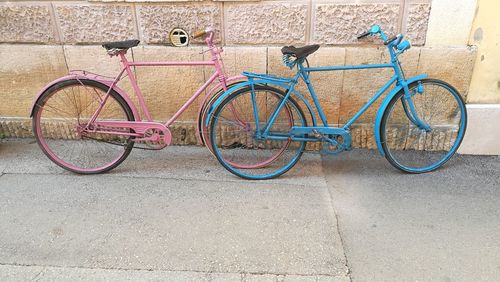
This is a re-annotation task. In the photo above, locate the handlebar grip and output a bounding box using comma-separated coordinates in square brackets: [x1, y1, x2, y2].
[357, 31, 371, 39]
[192, 30, 207, 39]
[384, 35, 399, 45]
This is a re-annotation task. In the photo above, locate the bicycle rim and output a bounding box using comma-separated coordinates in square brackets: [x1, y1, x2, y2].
[381, 79, 467, 172]
[210, 86, 306, 180]
[33, 79, 134, 174]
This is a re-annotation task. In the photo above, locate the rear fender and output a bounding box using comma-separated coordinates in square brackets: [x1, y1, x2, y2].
[204, 80, 318, 127]
[196, 75, 247, 145]
[29, 72, 140, 121]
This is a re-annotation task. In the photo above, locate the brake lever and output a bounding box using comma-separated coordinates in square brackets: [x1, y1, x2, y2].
[384, 35, 399, 45]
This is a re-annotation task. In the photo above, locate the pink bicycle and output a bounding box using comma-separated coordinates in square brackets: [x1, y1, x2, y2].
[30, 29, 255, 174]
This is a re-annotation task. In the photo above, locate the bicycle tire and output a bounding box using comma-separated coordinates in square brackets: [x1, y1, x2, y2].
[33, 79, 135, 174]
[209, 85, 307, 180]
[380, 78, 467, 173]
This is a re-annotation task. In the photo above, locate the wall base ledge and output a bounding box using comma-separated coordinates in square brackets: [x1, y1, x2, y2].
[458, 104, 500, 155]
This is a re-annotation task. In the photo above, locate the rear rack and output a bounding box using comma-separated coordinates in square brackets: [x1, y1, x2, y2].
[242, 72, 292, 83]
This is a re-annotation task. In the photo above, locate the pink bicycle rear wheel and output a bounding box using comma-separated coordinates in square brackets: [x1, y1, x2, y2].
[32, 79, 135, 174]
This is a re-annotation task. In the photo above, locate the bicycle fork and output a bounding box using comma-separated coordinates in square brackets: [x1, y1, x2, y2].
[401, 81, 432, 132]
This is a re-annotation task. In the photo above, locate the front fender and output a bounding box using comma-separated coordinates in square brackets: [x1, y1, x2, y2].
[205, 80, 318, 127]
[29, 73, 140, 121]
[374, 74, 428, 156]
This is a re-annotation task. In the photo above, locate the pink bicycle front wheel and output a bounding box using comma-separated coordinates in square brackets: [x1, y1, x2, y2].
[32, 79, 135, 174]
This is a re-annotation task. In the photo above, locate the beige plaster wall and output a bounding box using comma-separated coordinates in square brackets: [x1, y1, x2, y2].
[466, 0, 500, 103]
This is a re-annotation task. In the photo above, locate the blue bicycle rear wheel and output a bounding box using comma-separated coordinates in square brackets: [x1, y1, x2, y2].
[380, 79, 467, 173]
[209, 85, 307, 180]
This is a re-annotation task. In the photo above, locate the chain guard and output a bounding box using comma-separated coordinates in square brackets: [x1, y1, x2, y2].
[320, 134, 350, 155]
[87, 121, 172, 150]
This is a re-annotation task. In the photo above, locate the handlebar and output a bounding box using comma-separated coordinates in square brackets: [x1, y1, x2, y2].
[192, 30, 206, 39]
[192, 28, 214, 39]
[357, 31, 371, 40]
[357, 25, 411, 54]
[384, 35, 399, 45]
[357, 24, 382, 40]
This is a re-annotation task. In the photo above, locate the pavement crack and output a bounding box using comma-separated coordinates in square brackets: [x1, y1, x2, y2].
[333, 210, 352, 281]
[31, 268, 45, 281]
[321, 158, 352, 281]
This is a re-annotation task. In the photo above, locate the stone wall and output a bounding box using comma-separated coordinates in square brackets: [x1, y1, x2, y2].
[0, 0, 433, 45]
[0, 0, 477, 149]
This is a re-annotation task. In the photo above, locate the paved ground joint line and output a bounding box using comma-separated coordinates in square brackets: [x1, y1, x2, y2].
[0, 262, 342, 278]
[0, 172, 327, 189]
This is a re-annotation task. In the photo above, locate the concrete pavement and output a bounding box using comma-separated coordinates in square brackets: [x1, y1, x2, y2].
[0, 139, 347, 281]
[323, 150, 500, 281]
[1, 138, 499, 281]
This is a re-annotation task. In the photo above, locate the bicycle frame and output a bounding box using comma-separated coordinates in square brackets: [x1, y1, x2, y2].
[271, 41, 427, 130]
[206, 33, 429, 155]
[30, 32, 246, 145]
[90, 33, 235, 128]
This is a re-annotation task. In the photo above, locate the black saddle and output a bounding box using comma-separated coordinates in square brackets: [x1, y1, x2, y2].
[102, 40, 140, 50]
[281, 44, 320, 59]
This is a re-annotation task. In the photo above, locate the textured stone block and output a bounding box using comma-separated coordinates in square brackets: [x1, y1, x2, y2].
[0, 118, 201, 146]
[0, 45, 67, 117]
[132, 46, 206, 121]
[380, 45, 421, 79]
[406, 4, 431, 46]
[225, 2, 307, 44]
[63, 45, 137, 106]
[339, 47, 393, 124]
[393, 47, 421, 78]
[90, 0, 199, 2]
[0, 118, 33, 138]
[313, 4, 400, 44]
[169, 122, 198, 145]
[200, 46, 266, 111]
[350, 124, 376, 149]
[64, 46, 125, 77]
[217, 46, 267, 77]
[137, 3, 221, 44]
[417, 47, 476, 100]
[0, 3, 55, 43]
[55, 4, 136, 43]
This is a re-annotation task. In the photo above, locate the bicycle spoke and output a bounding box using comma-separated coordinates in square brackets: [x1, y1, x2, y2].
[381, 79, 466, 172]
[33, 80, 134, 174]
[210, 86, 306, 179]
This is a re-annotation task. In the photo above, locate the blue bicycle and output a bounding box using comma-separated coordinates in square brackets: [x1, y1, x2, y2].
[207, 25, 467, 180]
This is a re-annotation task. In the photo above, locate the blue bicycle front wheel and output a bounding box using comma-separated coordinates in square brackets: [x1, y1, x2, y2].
[380, 79, 467, 173]
[209, 85, 307, 180]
